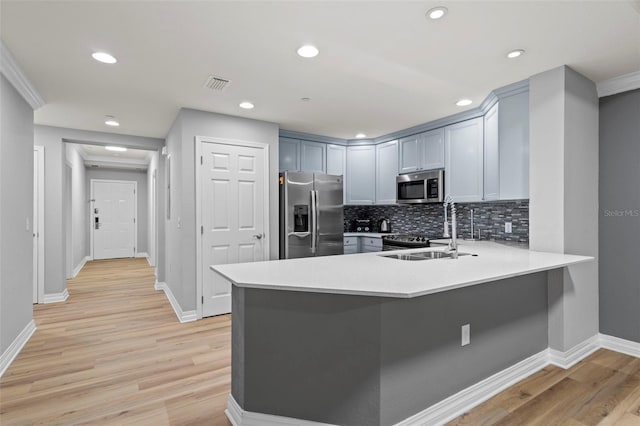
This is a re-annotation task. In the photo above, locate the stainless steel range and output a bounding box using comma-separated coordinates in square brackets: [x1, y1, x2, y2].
[382, 234, 431, 251]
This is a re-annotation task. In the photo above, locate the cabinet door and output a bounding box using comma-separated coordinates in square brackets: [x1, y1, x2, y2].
[346, 145, 375, 205]
[483, 103, 500, 201]
[300, 140, 326, 173]
[279, 137, 300, 172]
[445, 117, 484, 202]
[499, 91, 529, 200]
[398, 135, 420, 174]
[375, 140, 398, 204]
[420, 128, 445, 171]
[327, 144, 347, 203]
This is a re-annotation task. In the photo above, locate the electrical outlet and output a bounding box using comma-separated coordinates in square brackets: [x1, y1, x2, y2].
[461, 324, 470, 346]
[505, 222, 512, 233]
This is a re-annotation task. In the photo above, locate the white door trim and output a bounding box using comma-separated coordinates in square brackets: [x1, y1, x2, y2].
[90, 179, 138, 259]
[33, 145, 45, 304]
[195, 136, 270, 320]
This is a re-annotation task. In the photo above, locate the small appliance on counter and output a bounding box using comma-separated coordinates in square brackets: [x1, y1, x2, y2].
[379, 218, 391, 233]
[353, 219, 372, 232]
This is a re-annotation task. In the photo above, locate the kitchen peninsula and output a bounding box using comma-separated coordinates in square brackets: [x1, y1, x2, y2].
[212, 242, 592, 426]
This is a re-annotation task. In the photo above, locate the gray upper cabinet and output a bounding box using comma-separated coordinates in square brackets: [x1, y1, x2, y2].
[398, 134, 420, 174]
[483, 103, 500, 201]
[300, 140, 326, 174]
[375, 140, 398, 205]
[445, 117, 484, 202]
[326, 144, 347, 203]
[483, 91, 529, 201]
[346, 145, 376, 205]
[279, 137, 300, 172]
[398, 128, 444, 174]
[497, 92, 529, 200]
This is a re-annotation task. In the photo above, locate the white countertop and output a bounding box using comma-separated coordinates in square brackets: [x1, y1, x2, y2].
[211, 241, 593, 298]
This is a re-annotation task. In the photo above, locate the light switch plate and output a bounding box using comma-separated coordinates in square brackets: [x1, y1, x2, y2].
[461, 324, 470, 346]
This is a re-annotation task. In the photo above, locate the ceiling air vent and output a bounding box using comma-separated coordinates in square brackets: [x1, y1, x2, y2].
[204, 75, 231, 91]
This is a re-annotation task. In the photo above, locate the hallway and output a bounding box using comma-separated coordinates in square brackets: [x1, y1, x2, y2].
[0, 258, 232, 425]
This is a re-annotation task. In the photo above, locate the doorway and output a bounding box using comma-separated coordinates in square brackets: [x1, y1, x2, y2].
[33, 146, 44, 303]
[196, 137, 270, 318]
[91, 179, 137, 260]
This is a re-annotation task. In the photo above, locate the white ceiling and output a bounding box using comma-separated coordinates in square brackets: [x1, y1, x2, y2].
[73, 143, 153, 170]
[1, 1, 639, 140]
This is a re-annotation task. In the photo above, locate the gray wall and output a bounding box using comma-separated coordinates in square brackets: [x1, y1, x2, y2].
[599, 88, 640, 343]
[34, 125, 163, 295]
[233, 272, 548, 426]
[86, 168, 148, 254]
[529, 66, 599, 351]
[164, 108, 279, 312]
[0, 74, 34, 353]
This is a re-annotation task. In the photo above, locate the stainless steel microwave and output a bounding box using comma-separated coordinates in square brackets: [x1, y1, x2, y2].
[396, 169, 444, 204]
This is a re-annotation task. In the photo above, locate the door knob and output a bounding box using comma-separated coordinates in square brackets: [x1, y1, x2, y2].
[253, 233, 264, 240]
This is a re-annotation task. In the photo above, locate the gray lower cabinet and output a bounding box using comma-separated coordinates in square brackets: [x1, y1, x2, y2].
[343, 236, 383, 254]
[343, 236, 358, 254]
[346, 145, 376, 205]
[445, 117, 484, 202]
[375, 140, 398, 205]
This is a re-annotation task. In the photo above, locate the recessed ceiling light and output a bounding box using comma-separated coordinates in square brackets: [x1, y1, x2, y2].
[506, 49, 525, 59]
[105, 146, 127, 152]
[92, 52, 117, 64]
[456, 99, 473, 107]
[104, 116, 120, 126]
[426, 6, 448, 20]
[239, 101, 255, 109]
[355, 133, 367, 139]
[297, 45, 319, 58]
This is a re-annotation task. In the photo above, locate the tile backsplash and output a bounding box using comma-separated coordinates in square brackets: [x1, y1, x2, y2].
[344, 200, 529, 243]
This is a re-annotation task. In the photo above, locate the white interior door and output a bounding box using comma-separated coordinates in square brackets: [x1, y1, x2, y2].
[92, 180, 136, 260]
[201, 141, 268, 317]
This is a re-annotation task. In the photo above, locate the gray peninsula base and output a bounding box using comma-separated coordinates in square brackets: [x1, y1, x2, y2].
[231, 272, 548, 426]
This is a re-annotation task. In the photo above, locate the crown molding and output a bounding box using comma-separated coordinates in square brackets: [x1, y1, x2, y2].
[597, 71, 640, 98]
[279, 130, 348, 145]
[0, 40, 45, 109]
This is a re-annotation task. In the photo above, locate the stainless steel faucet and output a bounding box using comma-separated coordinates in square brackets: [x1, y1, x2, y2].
[443, 195, 458, 259]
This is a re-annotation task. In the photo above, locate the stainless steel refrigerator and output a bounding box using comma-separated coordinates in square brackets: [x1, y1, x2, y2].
[279, 172, 344, 259]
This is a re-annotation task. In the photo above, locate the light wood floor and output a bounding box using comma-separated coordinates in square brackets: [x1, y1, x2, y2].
[1, 258, 639, 425]
[0, 258, 232, 425]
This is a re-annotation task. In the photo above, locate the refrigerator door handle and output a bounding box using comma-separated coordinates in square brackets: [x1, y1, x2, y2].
[310, 190, 318, 254]
[288, 232, 310, 238]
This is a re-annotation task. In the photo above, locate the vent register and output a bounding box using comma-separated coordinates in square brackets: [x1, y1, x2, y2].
[204, 75, 231, 91]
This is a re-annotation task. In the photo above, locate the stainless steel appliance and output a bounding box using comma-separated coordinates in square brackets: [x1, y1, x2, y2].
[396, 169, 444, 204]
[379, 218, 391, 233]
[382, 234, 431, 251]
[279, 172, 344, 259]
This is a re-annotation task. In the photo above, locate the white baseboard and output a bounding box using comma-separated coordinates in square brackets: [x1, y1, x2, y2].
[155, 281, 197, 323]
[43, 288, 69, 304]
[0, 320, 36, 378]
[396, 349, 550, 426]
[135, 252, 149, 258]
[226, 395, 335, 426]
[72, 256, 91, 278]
[599, 333, 640, 358]
[547, 334, 601, 369]
[226, 333, 636, 426]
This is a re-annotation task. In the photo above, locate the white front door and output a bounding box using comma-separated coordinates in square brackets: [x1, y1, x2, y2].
[92, 180, 136, 260]
[201, 141, 268, 317]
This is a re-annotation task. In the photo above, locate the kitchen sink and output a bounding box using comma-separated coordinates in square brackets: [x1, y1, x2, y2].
[379, 250, 476, 261]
